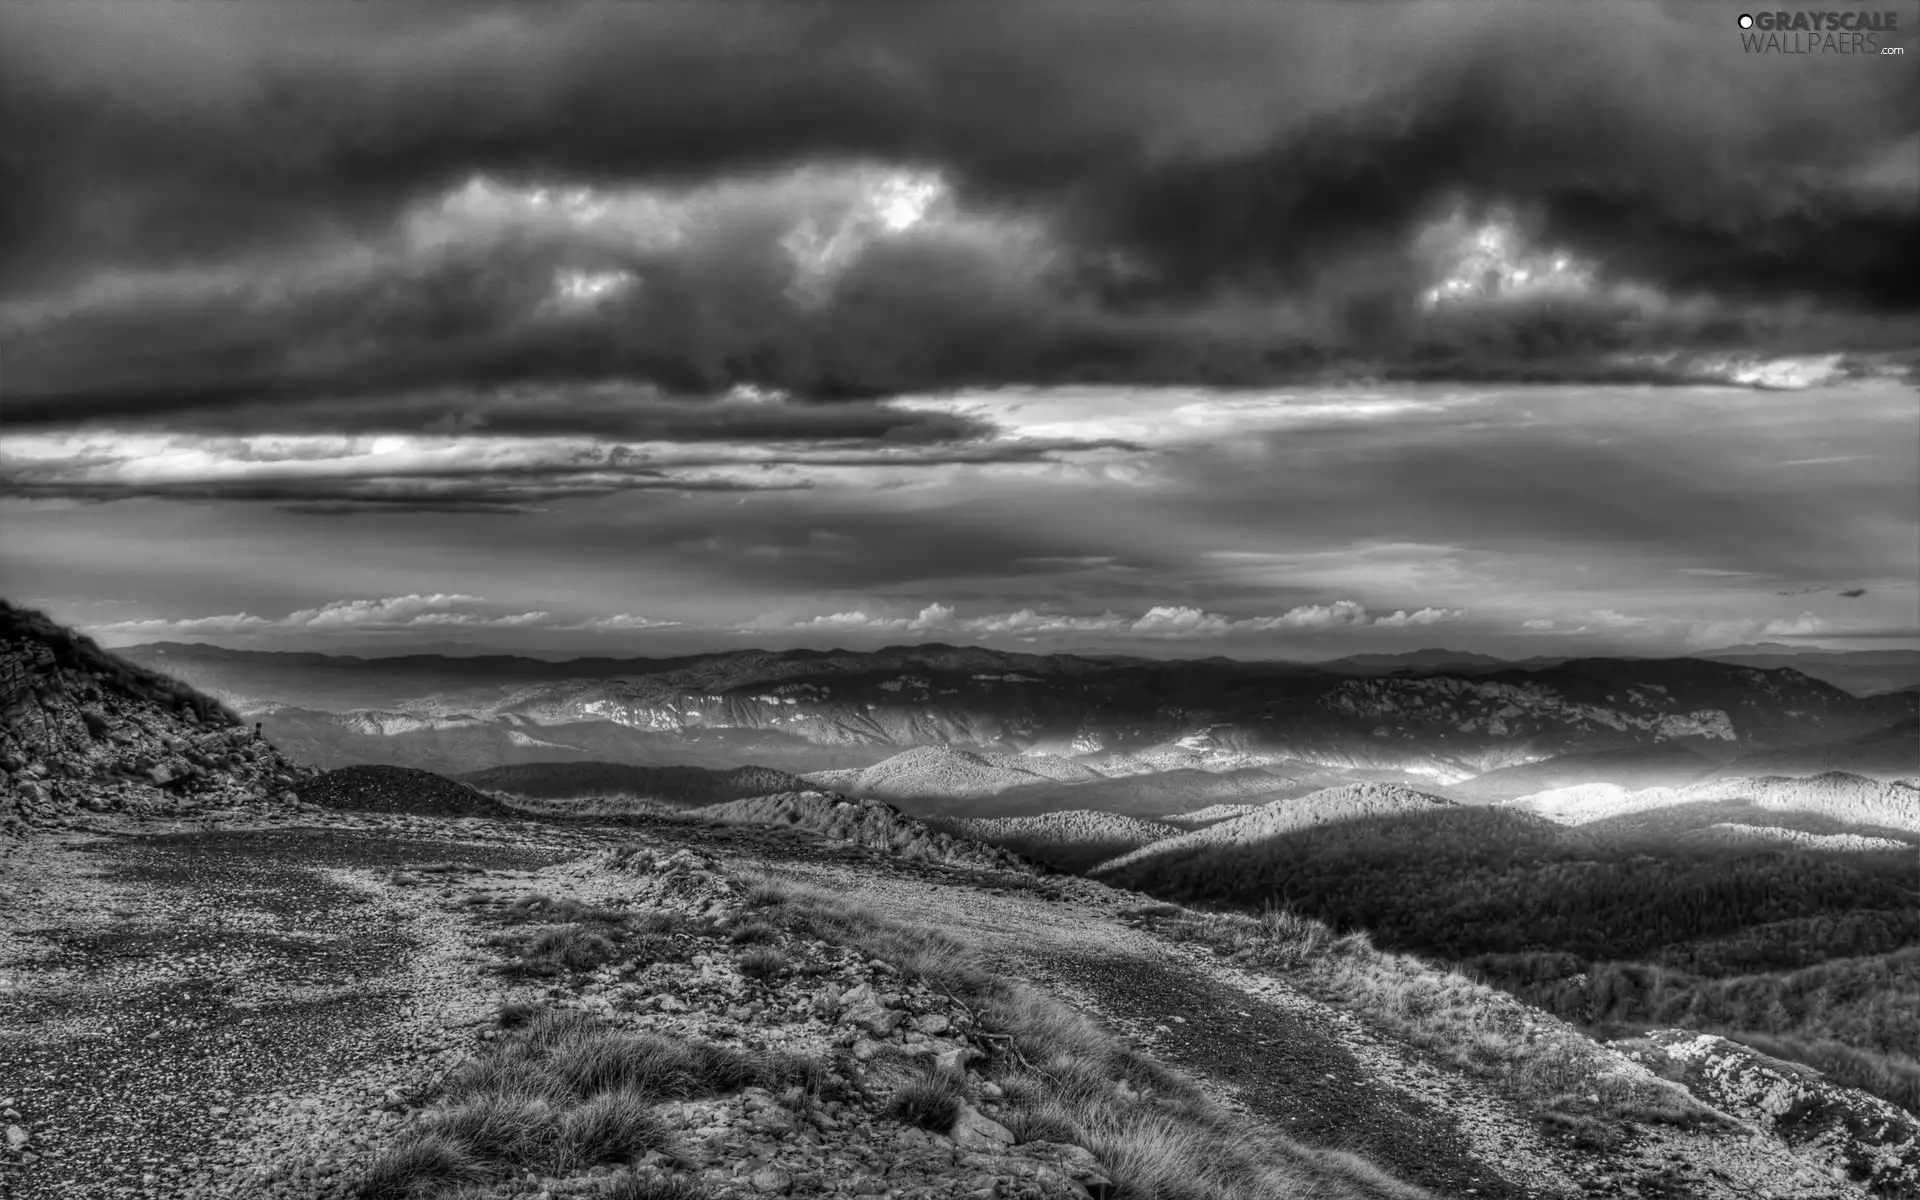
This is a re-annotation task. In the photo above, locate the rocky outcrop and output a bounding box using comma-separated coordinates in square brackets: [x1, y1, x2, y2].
[0, 604, 318, 835]
[1620, 1030, 1920, 1196]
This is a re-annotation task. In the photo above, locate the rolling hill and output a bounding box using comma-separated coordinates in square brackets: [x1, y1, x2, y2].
[1092, 782, 1457, 875]
[936, 810, 1181, 873]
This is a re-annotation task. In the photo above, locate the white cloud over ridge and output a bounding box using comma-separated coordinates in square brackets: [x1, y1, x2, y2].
[782, 600, 1461, 640]
[88, 594, 680, 643]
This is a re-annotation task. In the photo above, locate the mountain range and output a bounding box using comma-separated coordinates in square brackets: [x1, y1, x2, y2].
[116, 642, 1919, 794]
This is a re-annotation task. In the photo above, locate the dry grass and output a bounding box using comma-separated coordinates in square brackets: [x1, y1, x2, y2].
[561, 1088, 677, 1163]
[355, 1009, 828, 1196]
[352, 1132, 488, 1199]
[762, 878, 1432, 1200]
[726, 919, 780, 945]
[736, 945, 787, 983]
[597, 1175, 712, 1200]
[887, 1064, 966, 1131]
[1170, 904, 1734, 1143]
[736, 874, 791, 909]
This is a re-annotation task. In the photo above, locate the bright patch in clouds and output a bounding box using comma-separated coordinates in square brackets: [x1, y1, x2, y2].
[1418, 206, 1600, 308]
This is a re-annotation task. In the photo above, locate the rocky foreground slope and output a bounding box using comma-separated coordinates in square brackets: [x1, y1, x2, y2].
[0, 602, 318, 835]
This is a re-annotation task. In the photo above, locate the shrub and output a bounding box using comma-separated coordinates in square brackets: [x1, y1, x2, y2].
[739, 879, 790, 908]
[353, 1133, 488, 1199]
[547, 1031, 701, 1101]
[560, 1088, 678, 1163]
[726, 920, 780, 946]
[505, 894, 631, 927]
[598, 1175, 711, 1200]
[495, 925, 621, 977]
[887, 1066, 965, 1132]
[496, 1001, 540, 1030]
[420, 1091, 560, 1167]
[737, 946, 787, 983]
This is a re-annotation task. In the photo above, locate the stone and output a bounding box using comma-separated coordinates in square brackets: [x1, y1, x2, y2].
[935, 1046, 981, 1073]
[1623, 1030, 1920, 1196]
[748, 1166, 792, 1193]
[951, 1103, 1016, 1150]
[5, 1125, 28, 1151]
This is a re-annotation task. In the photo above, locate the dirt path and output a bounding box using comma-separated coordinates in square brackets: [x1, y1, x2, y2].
[0, 827, 567, 1199]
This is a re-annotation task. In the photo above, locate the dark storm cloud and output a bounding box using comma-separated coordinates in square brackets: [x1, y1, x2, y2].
[2, 0, 1916, 425]
[0, 472, 808, 512]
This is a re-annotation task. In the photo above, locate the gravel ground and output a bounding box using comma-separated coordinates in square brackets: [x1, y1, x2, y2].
[0, 824, 569, 1199]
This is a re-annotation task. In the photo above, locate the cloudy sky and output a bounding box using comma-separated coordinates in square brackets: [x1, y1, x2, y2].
[2, 1, 1916, 660]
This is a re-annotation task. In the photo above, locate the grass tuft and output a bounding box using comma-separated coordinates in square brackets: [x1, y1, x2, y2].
[726, 919, 781, 945]
[353, 1132, 488, 1199]
[418, 1090, 560, 1168]
[737, 946, 787, 983]
[598, 1175, 711, 1200]
[561, 1088, 679, 1163]
[494, 924, 621, 977]
[887, 1065, 966, 1132]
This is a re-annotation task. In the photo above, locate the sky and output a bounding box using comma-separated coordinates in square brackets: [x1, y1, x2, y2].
[2, 0, 1916, 661]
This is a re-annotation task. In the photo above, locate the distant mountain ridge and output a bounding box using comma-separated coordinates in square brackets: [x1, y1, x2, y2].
[118, 641, 1919, 783]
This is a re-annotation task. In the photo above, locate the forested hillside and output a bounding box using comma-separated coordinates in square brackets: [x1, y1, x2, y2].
[1101, 802, 1920, 1113]
[458, 760, 809, 805]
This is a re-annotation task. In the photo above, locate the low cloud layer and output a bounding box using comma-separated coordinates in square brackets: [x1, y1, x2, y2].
[779, 600, 1463, 640]
[89, 594, 679, 642]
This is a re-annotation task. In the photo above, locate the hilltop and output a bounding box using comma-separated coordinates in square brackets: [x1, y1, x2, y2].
[805, 746, 1097, 801]
[1092, 782, 1457, 875]
[935, 810, 1181, 873]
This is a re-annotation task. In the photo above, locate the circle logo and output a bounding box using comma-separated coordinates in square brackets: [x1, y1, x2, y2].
[1738, 13, 1754, 27]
